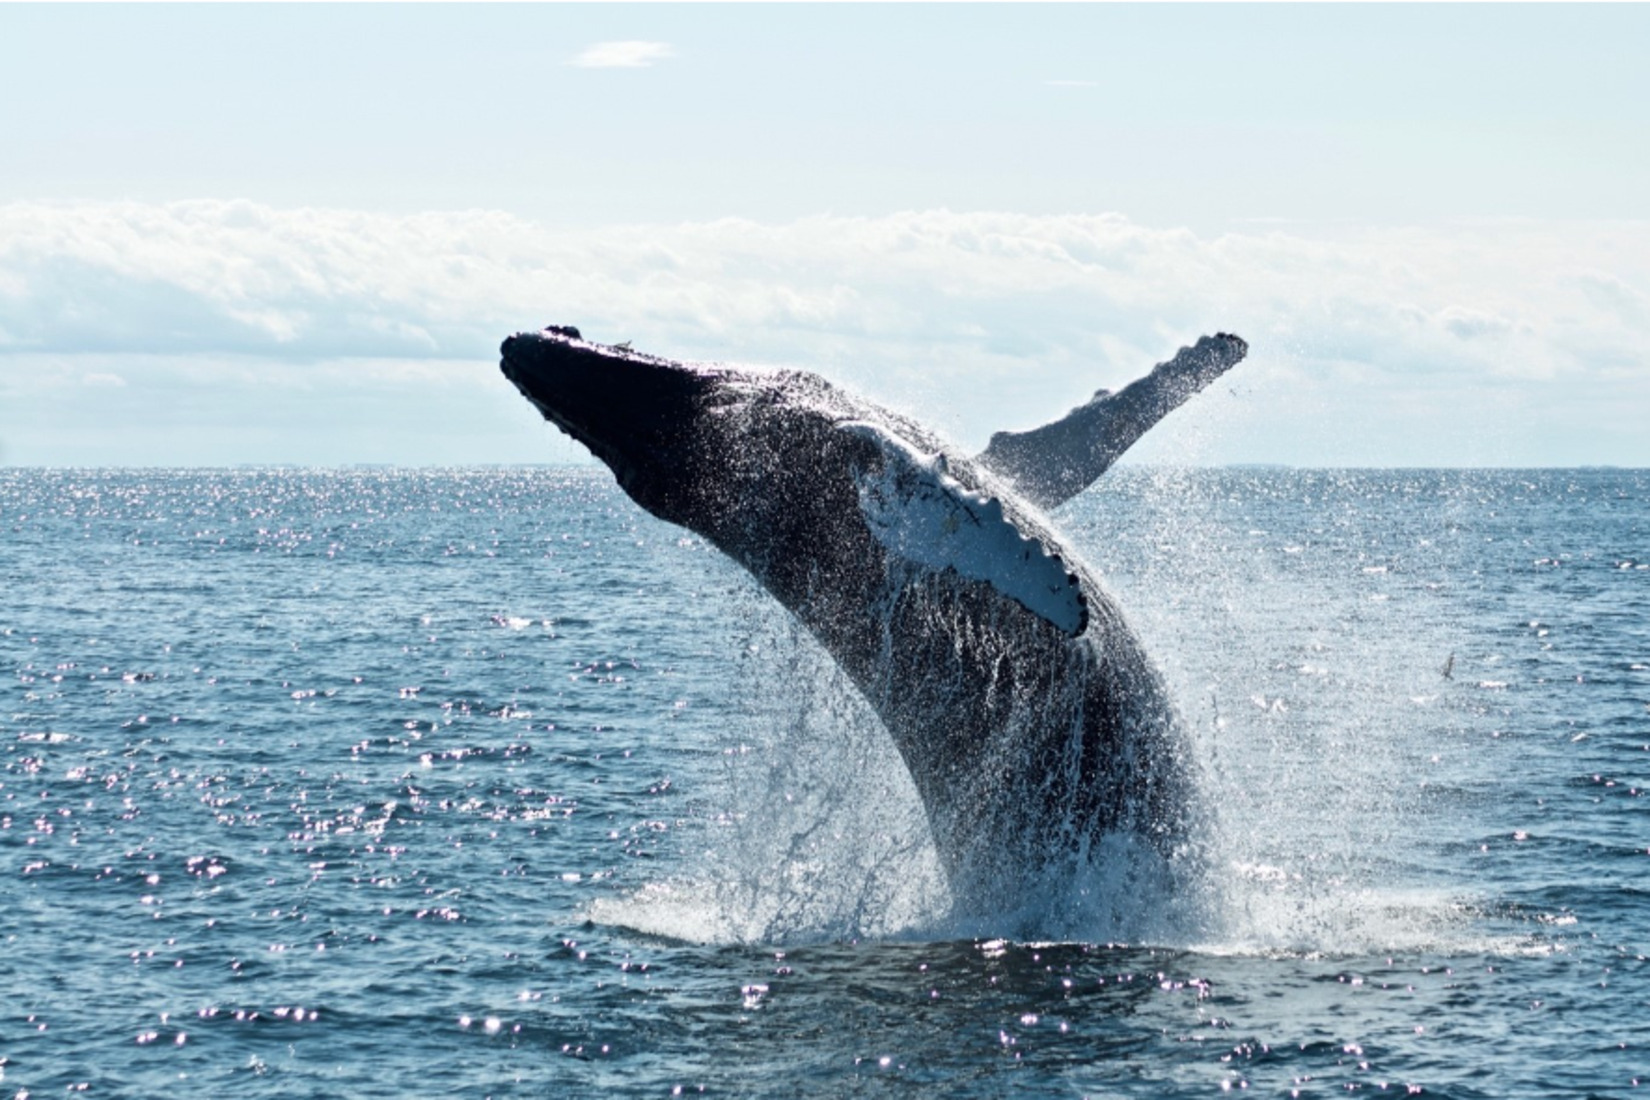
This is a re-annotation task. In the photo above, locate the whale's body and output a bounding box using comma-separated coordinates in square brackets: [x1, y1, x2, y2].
[500, 327, 1245, 908]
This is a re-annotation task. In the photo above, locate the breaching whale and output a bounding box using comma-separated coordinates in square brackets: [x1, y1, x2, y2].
[500, 326, 1246, 910]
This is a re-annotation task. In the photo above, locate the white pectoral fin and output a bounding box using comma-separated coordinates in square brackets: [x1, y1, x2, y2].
[977, 332, 1248, 509]
[842, 422, 1087, 635]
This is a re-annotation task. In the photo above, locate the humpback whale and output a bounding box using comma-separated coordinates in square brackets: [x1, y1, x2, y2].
[500, 326, 1246, 912]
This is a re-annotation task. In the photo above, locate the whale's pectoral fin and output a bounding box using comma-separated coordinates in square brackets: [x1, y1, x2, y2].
[841, 421, 1088, 636]
[977, 332, 1248, 509]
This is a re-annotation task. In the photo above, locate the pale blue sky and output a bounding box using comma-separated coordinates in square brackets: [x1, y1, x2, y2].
[2, 4, 1648, 467]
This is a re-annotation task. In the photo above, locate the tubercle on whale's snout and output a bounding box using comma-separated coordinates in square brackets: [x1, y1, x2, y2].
[500, 325, 583, 362]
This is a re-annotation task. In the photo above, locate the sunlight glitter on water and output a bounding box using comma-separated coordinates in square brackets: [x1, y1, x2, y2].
[2, 468, 1648, 1096]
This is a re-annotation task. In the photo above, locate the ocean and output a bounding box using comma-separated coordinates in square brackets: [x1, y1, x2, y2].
[2, 466, 1645, 1097]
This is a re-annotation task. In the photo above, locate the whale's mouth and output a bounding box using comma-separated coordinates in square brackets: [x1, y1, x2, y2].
[500, 327, 627, 454]
[499, 326, 715, 517]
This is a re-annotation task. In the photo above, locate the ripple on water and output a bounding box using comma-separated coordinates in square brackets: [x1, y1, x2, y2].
[1, 468, 1647, 1096]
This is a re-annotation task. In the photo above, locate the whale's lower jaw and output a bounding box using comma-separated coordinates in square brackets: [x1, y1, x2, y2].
[500, 327, 1202, 903]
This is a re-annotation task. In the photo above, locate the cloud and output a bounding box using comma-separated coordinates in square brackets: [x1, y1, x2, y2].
[569, 41, 674, 69]
[4, 202, 1646, 381]
[1, 200, 1647, 463]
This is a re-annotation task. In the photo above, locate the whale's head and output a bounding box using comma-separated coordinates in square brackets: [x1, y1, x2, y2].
[501, 326, 731, 524]
[501, 325, 821, 534]
[502, 324, 1090, 637]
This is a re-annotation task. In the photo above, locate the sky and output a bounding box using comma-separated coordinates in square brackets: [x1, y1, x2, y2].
[2, 4, 1647, 468]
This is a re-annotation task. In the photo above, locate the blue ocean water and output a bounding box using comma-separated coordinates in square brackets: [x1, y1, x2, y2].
[1, 466, 1646, 1097]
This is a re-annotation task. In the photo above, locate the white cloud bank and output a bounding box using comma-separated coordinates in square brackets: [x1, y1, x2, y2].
[1, 200, 1647, 465]
[569, 41, 675, 69]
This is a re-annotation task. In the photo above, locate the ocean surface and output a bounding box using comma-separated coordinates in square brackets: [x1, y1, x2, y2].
[2, 466, 1646, 1097]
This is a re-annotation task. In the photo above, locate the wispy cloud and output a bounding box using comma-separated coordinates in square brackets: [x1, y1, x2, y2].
[4, 201, 1642, 382]
[569, 41, 674, 69]
[2, 201, 1647, 464]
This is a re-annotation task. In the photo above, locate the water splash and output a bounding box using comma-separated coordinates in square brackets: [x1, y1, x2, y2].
[590, 581, 1219, 946]
[593, 468, 1523, 954]
[593, 598, 949, 944]
[1078, 468, 1509, 957]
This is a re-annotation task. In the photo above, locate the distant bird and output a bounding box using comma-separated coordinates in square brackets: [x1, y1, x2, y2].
[1442, 653, 1455, 680]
